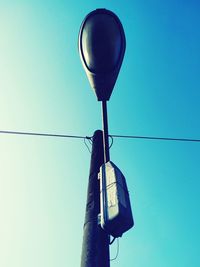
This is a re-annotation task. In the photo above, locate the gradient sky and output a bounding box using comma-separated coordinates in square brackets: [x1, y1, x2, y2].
[0, 1, 200, 266]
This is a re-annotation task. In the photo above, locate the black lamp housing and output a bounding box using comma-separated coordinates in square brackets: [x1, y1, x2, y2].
[79, 9, 126, 101]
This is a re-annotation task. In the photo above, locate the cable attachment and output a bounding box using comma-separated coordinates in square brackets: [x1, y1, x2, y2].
[110, 238, 119, 261]
[109, 236, 116, 245]
[109, 135, 114, 149]
[84, 137, 92, 153]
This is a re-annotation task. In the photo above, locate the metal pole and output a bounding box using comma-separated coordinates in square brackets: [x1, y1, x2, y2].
[101, 101, 110, 163]
[81, 130, 110, 267]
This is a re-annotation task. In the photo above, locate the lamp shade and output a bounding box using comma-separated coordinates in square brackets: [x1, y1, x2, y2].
[79, 9, 126, 101]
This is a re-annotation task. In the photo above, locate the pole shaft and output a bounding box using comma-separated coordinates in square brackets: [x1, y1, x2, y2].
[101, 101, 110, 163]
[81, 130, 110, 267]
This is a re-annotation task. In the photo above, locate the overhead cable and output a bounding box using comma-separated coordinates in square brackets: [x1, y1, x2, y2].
[0, 130, 200, 143]
[0, 130, 88, 139]
[110, 134, 200, 143]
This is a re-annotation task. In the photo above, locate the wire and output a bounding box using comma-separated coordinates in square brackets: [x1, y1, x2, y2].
[84, 137, 92, 153]
[0, 130, 87, 139]
[109, 135, 114, 148]
[110, 237, 116, 245]
[110, 134, 200, 143]
[88, 137, 93, 145]
[0, 130, 199, 143]
[110, 238, 119, 261]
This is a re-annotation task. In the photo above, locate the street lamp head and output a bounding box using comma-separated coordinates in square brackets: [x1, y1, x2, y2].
[79, 9, 126, 101]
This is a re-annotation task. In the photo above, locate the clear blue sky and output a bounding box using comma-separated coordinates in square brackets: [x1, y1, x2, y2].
[0, 1, 200, 266]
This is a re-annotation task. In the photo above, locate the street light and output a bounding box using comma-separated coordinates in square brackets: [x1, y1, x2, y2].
[79, 8, 126, 102]
[79, 9, 133, 266]
[79, 8, 126, 163]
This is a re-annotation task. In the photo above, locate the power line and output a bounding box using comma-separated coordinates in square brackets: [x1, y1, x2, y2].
[0, 130, 200, 143]
[0, 130, 88, 139]
[110, 134, 200, 143]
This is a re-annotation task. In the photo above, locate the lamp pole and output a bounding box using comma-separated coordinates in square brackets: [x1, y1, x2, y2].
[101, 101, 110, 163]
[79, 8, 126, 162]
[79, 8, 126, 266]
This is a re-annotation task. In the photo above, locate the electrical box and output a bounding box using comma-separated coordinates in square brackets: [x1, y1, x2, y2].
[99, 161, 134, 237]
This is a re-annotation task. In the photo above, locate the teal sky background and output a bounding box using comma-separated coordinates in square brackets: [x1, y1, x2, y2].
[0, 1, 200, 266]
